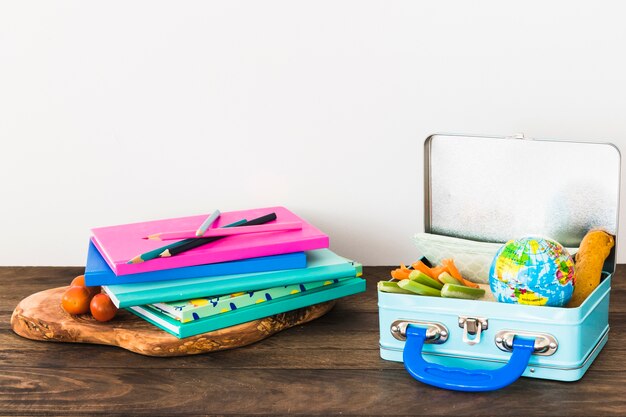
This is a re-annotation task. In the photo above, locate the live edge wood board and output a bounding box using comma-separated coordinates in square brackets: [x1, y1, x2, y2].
[11, 286, 335, 356]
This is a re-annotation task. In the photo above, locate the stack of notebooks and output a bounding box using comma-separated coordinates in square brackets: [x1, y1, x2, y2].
[84, 206, 365, 338]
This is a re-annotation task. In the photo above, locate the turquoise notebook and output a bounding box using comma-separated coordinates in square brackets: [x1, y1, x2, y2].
[150, 277, 352, 322]
[103, 249, 357, 308]
[128, 277, 366, 338]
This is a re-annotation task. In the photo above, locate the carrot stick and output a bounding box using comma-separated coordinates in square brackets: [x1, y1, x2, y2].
[430, 265, 446, 279]
[441, 258, 480, 288]
[391, 268, 410, 280]
[411, 261, 435, 279]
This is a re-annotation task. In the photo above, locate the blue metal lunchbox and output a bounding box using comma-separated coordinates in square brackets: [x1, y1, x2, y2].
[378, 133, 620, 391]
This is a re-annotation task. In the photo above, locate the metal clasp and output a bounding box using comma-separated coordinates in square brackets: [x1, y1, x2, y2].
[458, 316, 488, 346]
[494, 330, 558, 356]
[390, 320, 448, 344]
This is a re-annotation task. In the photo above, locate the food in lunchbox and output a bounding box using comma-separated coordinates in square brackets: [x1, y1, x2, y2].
[377, 281, 414, 294]
[437, 272, 463, 286]
[380, 276, 488, 300]
[408, 270, 443, 290]
[382, 257, 488, 300]
[429, 265, 447, 279]
[440, 283, 485, 300]
[440, 258, 480, 288]
[489, 237, 575, 307]
[391, 259, 480, 286]
[411, 260, 435, 279]
[378, 255, 485, 299]
[390, 264, 412, 280]
[397, 279, 441, 297]
[567, 229, 614, 308]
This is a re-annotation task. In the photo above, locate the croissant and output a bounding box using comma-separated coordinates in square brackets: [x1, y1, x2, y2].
[567, 230, 614, 308]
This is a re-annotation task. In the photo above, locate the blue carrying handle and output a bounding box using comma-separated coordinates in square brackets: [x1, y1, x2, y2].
[403, 325, 535, 392]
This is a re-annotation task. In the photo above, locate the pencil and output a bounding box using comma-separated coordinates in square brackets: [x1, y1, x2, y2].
[127, 218, 247, 264]
[195, 209, 221, 237]
[159, 212, 277, 258]
[146, 221, 302, 241]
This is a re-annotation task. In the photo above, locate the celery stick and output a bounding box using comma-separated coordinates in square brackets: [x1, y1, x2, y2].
[408, 270, 443, 290]
[397, 279, 442, 297]
[438, 272, 464, 286]
[441, 283, 485, 300]
[377, 281, 414, 294]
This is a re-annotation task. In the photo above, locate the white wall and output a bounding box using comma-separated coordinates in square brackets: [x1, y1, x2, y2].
[2, 1, 626, 266]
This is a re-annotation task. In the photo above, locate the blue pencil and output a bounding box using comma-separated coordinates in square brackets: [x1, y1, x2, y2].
[195, 209, 221, 237]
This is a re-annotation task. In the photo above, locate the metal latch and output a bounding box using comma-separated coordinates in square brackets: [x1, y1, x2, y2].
[390, 320, 448, 344]
[494, 330, 558, 356]
[458, 316, 488, 345]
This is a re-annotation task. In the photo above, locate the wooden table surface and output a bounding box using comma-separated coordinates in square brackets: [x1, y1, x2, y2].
[1, 266, 625, 416]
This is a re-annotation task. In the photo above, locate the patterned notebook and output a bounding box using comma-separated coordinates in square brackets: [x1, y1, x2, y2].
[151, 277, 352, 322]
[129, 277, 366, 338]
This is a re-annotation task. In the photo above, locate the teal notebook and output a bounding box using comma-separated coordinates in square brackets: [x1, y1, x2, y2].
[150, 277, 352, 323]
[103, 249, 357, 308]
[128, 277, 366, 338]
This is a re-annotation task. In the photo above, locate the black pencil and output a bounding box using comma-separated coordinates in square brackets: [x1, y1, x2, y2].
[159, 212, 278, 257]
[127, 218, 247, 264]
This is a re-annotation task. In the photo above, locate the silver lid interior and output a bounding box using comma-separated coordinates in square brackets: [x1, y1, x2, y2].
[424, 134, 620, 273]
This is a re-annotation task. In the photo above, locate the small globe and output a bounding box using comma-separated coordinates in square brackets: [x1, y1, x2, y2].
[489, 237, 575, 307]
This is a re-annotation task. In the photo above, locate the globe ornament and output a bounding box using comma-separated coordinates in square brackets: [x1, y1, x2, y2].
[489, 237, 575, 307]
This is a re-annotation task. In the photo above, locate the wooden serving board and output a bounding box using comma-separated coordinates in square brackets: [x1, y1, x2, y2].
[11, 286, 335, 357]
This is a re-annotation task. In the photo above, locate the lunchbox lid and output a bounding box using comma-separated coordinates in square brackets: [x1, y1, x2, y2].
[424, 133, 620, 272]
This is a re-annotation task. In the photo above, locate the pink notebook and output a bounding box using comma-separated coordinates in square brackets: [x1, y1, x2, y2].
[90, 206, 329, 276]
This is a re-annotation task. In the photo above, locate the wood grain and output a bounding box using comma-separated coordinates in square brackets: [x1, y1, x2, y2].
[10, 286, 335, 357]
[1, 266, 626, 416]
[2, 367, 626, 416]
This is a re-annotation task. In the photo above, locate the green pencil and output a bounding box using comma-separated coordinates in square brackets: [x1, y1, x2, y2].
[127, 218, 247, 264]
